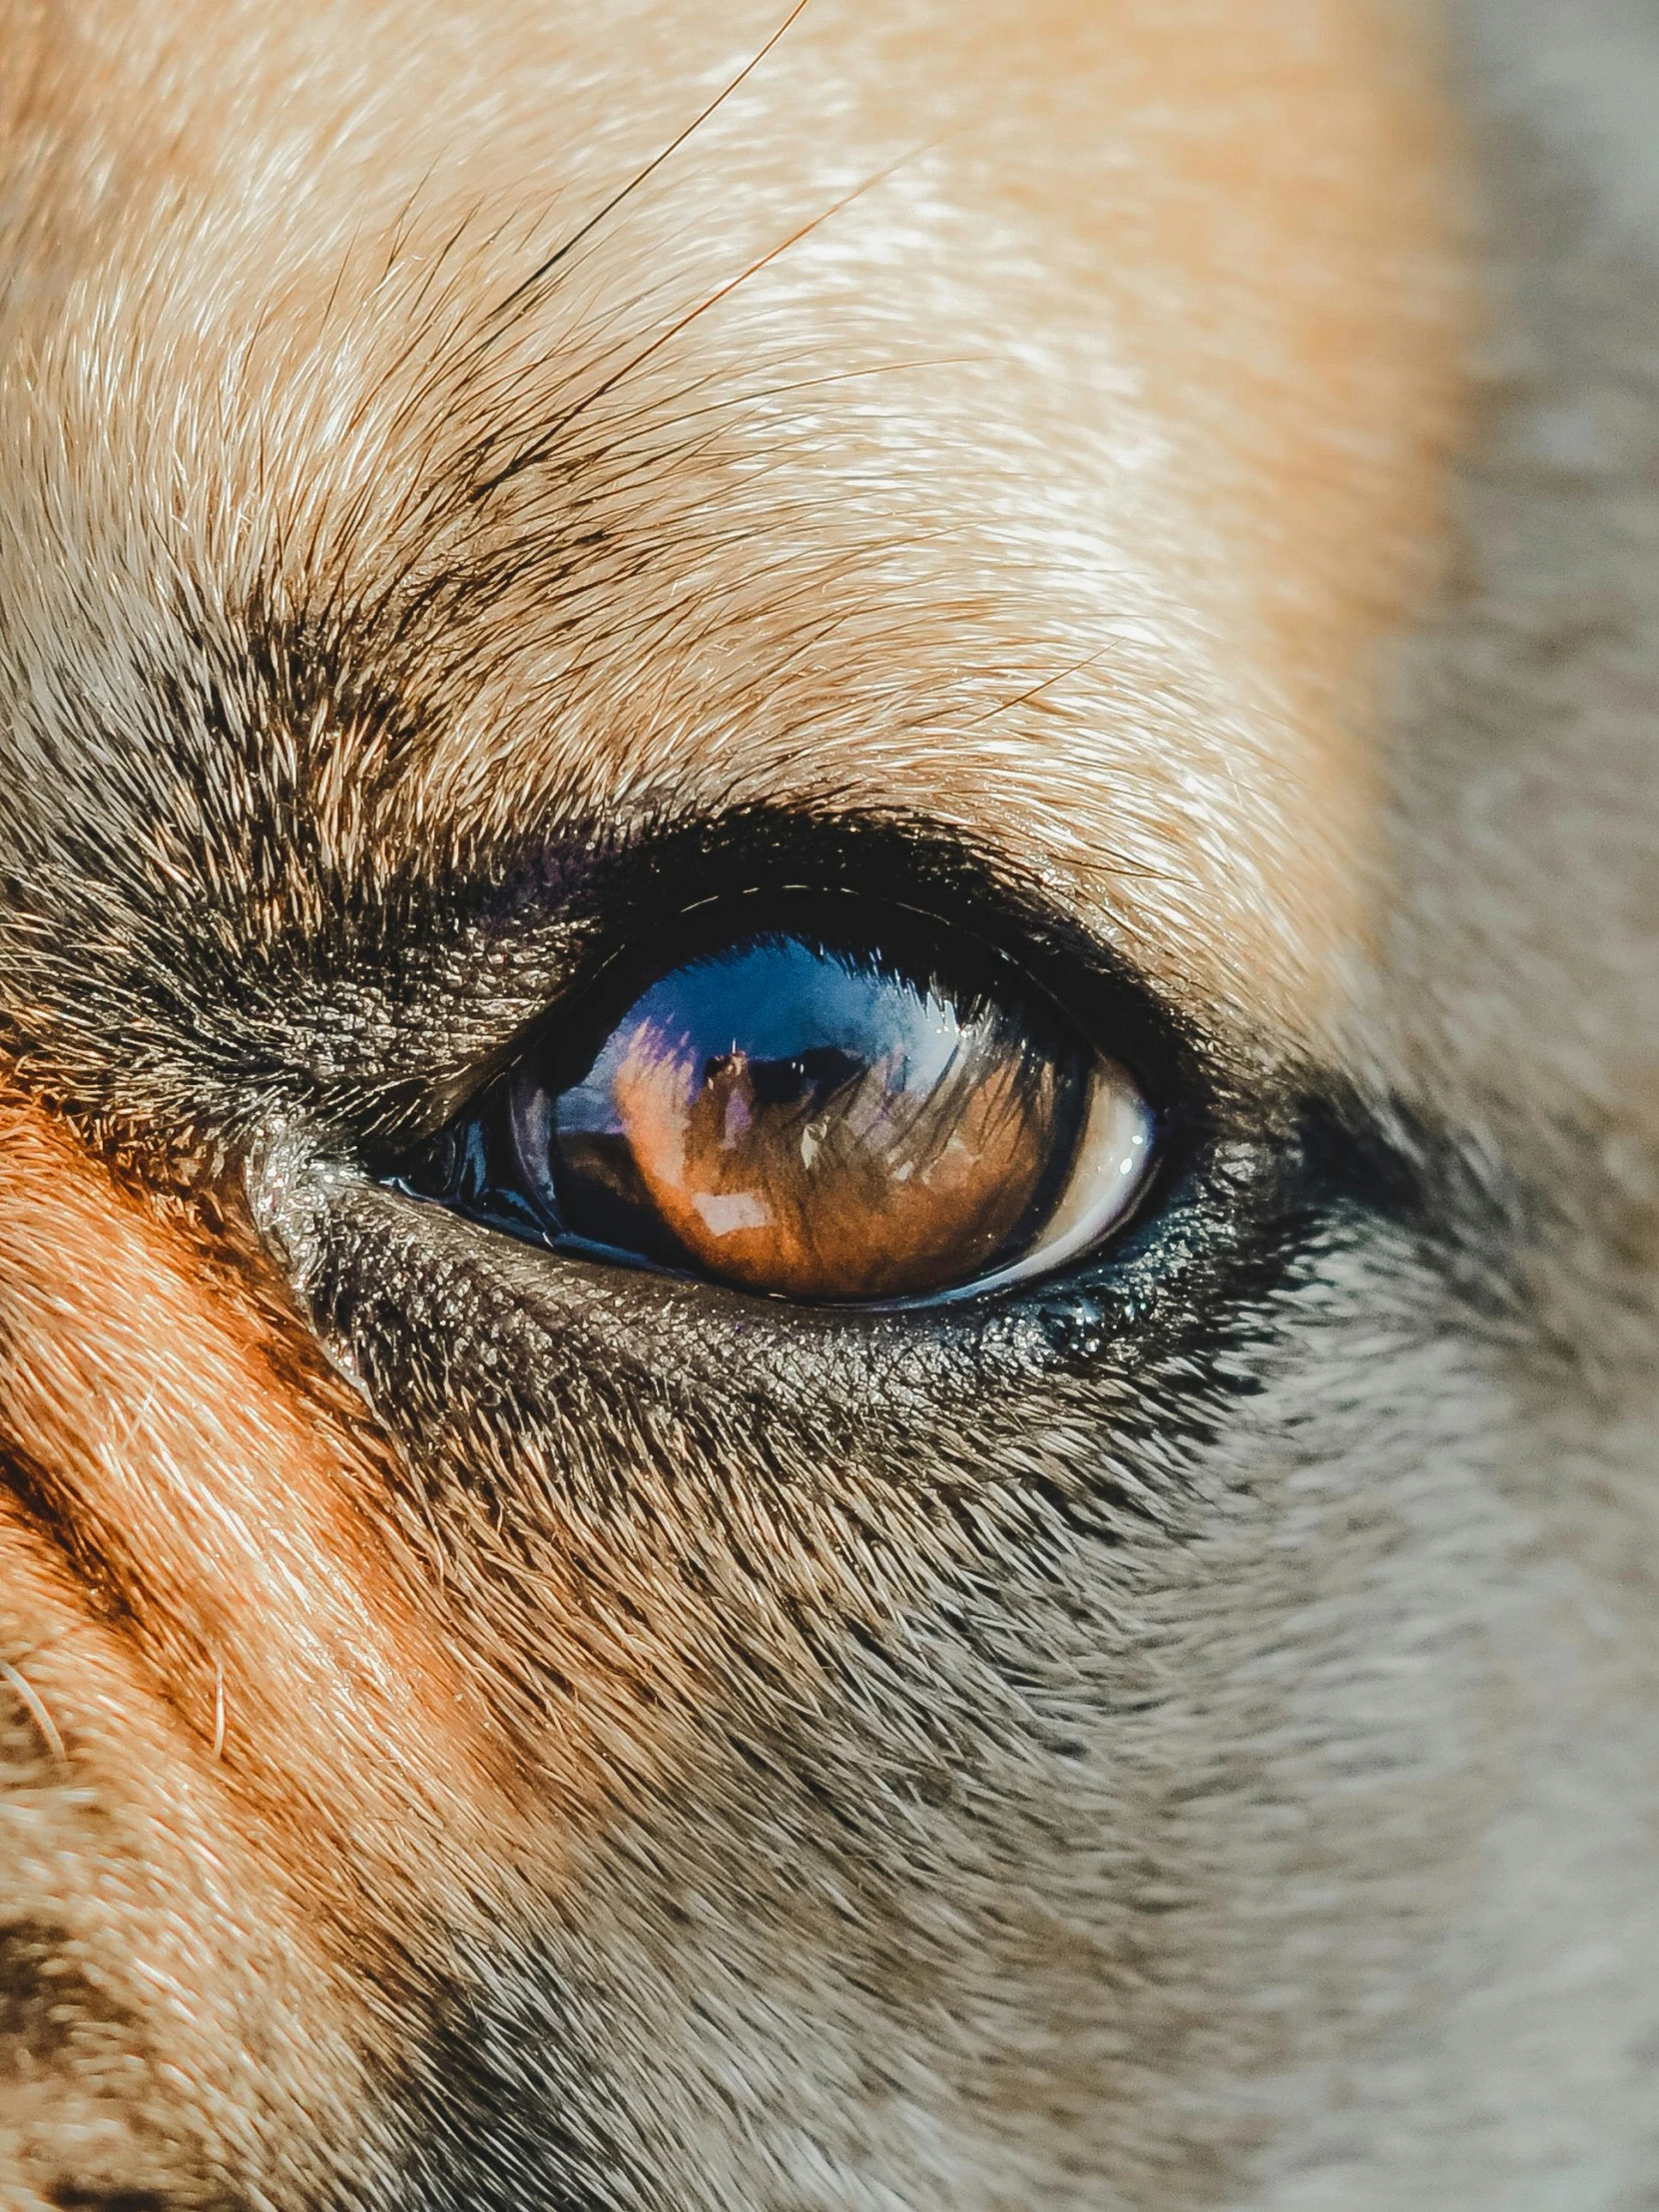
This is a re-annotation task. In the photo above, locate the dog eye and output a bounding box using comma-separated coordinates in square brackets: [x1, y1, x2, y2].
[396, 925, 1155, 1305]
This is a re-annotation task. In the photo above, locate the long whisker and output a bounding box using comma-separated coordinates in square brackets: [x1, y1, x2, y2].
[2, 1659, 66, 1769]
[569, 353, 980, 451]
[962, 647, 1116, 729]
[477, 0, 815, 346]
[471, 154, 917, 502]
[315, 0, 820, 586]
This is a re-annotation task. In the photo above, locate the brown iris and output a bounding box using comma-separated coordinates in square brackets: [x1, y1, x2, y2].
[509, 934, 1085, 1303]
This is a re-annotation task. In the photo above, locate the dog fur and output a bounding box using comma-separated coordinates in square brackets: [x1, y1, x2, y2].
[0, 2, 1655, 2206]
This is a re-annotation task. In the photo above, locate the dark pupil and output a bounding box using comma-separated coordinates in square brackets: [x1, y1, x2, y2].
[534, 933, 1077, 1302]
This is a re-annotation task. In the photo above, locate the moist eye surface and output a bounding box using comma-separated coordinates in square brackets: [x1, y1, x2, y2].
[394, 916, 1156, 1305]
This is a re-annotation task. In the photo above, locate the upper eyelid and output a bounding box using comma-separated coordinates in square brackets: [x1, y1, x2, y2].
[389, 937, 1159, 1309]
[352, 807, 1212, 1135]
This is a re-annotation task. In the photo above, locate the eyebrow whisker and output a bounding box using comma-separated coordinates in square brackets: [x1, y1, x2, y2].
[472, 0, 816, 354]
[467, 151, 925, 504]
[2, 1659, 66, 1770]
[285, 0, 819, 604]
[962, 648, 1117, 730]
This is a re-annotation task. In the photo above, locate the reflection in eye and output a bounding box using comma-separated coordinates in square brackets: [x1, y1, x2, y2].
[403, 929, 1155, 1306]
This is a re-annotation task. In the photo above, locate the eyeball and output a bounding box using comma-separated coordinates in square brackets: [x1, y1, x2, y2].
[406, 921, 1155, 1307]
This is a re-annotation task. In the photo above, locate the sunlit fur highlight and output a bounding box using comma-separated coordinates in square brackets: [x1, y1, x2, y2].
[0, 0, 1461, 1065]
[0, 1, 1656, 2207]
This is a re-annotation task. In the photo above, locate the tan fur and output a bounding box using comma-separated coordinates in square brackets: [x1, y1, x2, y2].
[0, 0, 1463, 1043]
[1, 2, 1655, 2208]
[0, 0, 1462, 2197]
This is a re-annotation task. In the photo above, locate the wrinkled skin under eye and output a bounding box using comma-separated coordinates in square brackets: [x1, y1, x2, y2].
[402, 931, 1155, 1305]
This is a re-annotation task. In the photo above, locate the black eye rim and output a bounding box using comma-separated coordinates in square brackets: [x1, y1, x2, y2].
[361, 805, 1222, 1311]
[395, 905, 1117, 1302]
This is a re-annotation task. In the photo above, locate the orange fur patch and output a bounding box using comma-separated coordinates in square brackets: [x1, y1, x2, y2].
[0, 1097, 532, 2195]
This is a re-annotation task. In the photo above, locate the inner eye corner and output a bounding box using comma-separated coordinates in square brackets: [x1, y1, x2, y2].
[385, 892, 1166, 1314]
